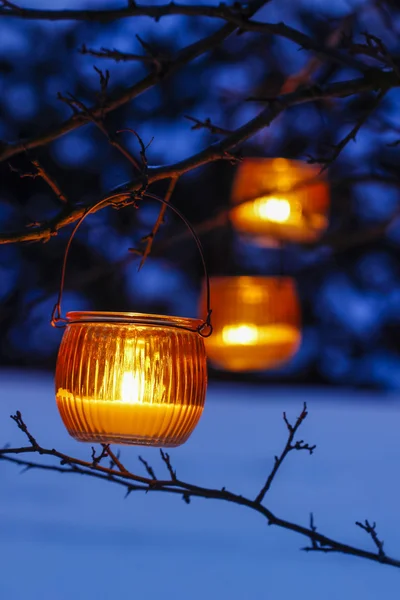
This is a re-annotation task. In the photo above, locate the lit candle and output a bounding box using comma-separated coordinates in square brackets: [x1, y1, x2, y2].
[54, 313, 207, 446]
[230, 158, 330, 243]
[233, 196, 326, 229]
[56, 374, 204, 445]
[221, 323, 299, 346]
[254, 197, 293, 223]
[206, 324, 301, 372]
[200, 276, 302, 372]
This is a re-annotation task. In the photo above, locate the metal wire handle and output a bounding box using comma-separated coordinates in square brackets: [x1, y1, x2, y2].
[51, 191, 213, 337]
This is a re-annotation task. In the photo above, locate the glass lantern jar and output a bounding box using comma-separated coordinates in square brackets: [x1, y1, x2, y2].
[230, 158, 330, 244]
[55, 312, 207, 447]
[199, 276, 301, 372]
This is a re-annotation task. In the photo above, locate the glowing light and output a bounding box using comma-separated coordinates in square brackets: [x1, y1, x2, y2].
[230, 158, 330, 243]
[255, 197, 291, 223]
[55, 312, 207, 446]
[120, 372, 141, 404]
[200, 277, 302, 372]
[222, 324, 259, 345]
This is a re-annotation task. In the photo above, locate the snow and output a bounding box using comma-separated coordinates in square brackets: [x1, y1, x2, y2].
[0, 370, 399, 599]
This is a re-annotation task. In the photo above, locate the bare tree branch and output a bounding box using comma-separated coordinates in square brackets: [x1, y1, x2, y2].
[102, 445, 128, 474]
[255, 403, 315, 504]
[160, 449, 177, 481]
[57, 90, 142, 173]
[0, 1, 269, 164]
[0, 1, 384, 74]
[1, 408, 400, 568]
[0, 2, 256, 22]
[9, 159, 69, 204]
[0, 68, 398, 246]
[138, 455, 157, 480]
[79, 43, 169, 70]
[134, 176, 179, 270]
[360, 33, 400, 80]
[356, 520, 386, 557]
[307, 87, 388, 169]
[184, 115, 232, 135]
[91, 444, 109, 467]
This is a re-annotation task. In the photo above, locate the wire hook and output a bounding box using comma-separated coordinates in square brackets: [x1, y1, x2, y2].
[51, 191, 213, 337]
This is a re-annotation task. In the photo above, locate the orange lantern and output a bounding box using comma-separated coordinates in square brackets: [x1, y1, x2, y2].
[230, 158, 329, 244]
[55, 312, 207, 446]
[200, 276, 301, 372]
[52, 194, 211, 447]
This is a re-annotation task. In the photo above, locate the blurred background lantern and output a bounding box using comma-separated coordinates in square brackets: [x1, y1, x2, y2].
[55, 312, 207, 446]
[230, 158, 330, 244]
[199, 276, 301, 372]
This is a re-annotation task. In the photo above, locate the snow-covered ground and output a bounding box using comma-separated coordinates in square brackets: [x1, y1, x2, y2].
[0, 370, 399, 600]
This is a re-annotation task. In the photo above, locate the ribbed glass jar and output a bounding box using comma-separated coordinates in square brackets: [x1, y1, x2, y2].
[199, 277, 301, 372]
[55, 312, 207, 446]
[230, 158, 330, 244]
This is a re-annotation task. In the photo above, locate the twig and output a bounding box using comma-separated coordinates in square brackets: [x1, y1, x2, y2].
[361, 33, 400, 81]
[255, 403, 315, 504]
[0, 0, 21, 9]
[160, 449, 177, 481]
[356, 520, 386, 557]
[91, 445, 109, 466]
[79, 44, 169, 70]
[136, 176, 178, 270]
[9, 159, 68, 204]
[102, 445, 128, 473]
[307, 87, 388, 170]
[280, 14, 355, 94]
[308, 513, 319, 549]
[57, 92, 142, 173]
[184, 115, 231, 135]
[10, 411, 38, 449]
[138, 456, 157, 480]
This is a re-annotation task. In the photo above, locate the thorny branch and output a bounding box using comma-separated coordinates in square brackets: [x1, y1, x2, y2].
[1, 406, 399, 568]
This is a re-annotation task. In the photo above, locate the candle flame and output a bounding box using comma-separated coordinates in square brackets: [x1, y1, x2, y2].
[121, 372, 142, 404]
[255, 197, 291, 223]
[222, 324, 259, 345]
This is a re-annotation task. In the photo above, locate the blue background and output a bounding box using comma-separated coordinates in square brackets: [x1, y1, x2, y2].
[1, 3, 400, 595]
